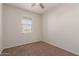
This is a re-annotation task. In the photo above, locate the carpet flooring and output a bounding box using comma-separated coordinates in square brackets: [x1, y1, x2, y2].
[2, 41, 77, 56]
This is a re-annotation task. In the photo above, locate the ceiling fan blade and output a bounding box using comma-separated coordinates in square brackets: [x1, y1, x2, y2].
[39, 3, 44, 8]
[31, 3, 36, 7]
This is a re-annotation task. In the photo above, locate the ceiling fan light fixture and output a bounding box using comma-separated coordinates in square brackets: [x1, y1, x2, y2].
[31, 3, 45, 9]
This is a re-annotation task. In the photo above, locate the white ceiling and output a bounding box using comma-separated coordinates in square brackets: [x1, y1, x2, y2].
[5, 3, 60, 14]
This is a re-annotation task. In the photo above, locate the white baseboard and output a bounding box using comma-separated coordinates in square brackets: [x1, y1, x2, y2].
[3, 40, 41, 49]
[42, 40, 79, 55]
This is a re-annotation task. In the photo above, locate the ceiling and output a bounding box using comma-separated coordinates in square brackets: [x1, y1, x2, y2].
[5, 3, 60, 14]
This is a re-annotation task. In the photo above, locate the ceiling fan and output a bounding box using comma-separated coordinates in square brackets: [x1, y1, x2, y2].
[31, 3, 45, 8]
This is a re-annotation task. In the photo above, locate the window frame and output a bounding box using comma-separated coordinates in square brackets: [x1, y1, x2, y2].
[21, 16, 32, 33]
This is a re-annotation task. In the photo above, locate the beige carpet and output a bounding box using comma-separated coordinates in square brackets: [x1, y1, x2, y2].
[2, 41, 77, 56]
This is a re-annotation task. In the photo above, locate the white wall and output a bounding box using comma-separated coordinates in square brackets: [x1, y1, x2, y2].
[42, 4, 79, 55]
[3, 5, 42, 49]
[0, 3, 3, 53]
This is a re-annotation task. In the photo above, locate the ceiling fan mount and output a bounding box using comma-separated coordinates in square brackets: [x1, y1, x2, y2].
[32, 3, 45, 8]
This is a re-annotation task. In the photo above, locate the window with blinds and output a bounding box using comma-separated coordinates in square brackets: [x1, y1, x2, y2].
[22, 16, 32, 33]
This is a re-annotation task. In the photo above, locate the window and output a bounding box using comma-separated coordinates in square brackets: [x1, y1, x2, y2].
[22, 16, 32, 33]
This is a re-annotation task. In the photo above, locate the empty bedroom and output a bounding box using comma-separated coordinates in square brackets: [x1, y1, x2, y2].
[0, 3, 79, 56]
